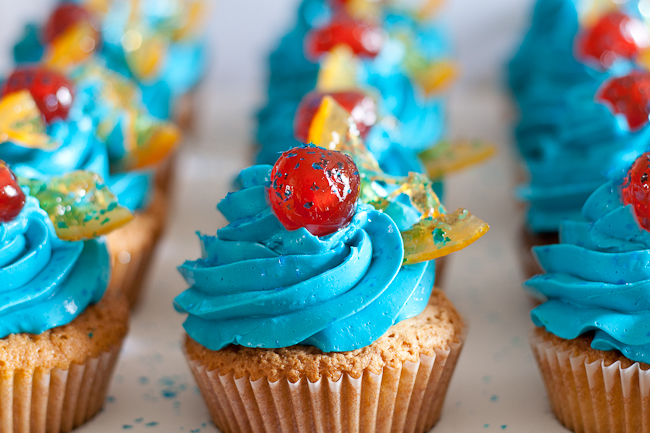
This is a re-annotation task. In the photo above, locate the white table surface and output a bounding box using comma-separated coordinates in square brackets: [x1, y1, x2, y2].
[0, 0, 577, 432]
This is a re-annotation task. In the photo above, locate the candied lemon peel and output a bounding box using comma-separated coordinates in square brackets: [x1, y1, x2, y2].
[0, 91, 60, 150]
[307, 96, 489, 263]
[19, 170, 133, 242]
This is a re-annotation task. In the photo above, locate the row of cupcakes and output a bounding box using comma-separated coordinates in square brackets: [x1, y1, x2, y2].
[511, 1, 650, 431]
[1, 0, 208, 306]
[0, 1, 206, 431]
[172, 1, 492, 432]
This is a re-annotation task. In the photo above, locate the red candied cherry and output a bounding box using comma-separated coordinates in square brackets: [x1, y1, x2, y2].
[42, 3, 99, 44]
[268, 146, 361, 236]
[2, 67, 75, 124]
[596, 71, 650, 131]
[294, 90, 377, 142]
[305, 13, 384, 59]
[0, 161, 25, 223]
[576, 12, 649, 68]
[621, 152, 650, 230]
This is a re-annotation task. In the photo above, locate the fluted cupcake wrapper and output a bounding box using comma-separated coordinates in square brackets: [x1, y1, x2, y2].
[155, 152, 180, 194]
[184, 334, 464, 433]
[107, 189, 167, 308]
[174, 91, 197, 132]
[531, 332, 650, 433]
[0, 344, 123, 433]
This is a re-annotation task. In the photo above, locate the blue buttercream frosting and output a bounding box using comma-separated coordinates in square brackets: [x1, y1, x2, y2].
[516, 76, 649, 232]
[509, 0, 650, 233]
[255, 0, 448, 180]
[175, 164, 435, 353]
[526, 176, 650, 364]
[0, 195, 109, 338]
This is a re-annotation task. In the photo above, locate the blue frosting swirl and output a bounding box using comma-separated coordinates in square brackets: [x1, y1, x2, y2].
[515, 77, 650, 232]
[255, 0, 448, 180]
[175, 165, 435, 352]
[0, 195, 109, 338]
[526, 176, 650, 363]
[509, 0, 650, 233]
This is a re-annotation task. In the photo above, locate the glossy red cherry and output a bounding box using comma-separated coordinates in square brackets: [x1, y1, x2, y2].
[269, 146, 361, 236]
[596, 71, 650, 131]
[0, 161, 25, 223]
[621, 152, 650, 230]
[294, 90, 377, 142]
[305, 13, 384, 59]
[42, 3, 98, 44]
[2, 67, 75, 124]
[576, 12, 649, 68]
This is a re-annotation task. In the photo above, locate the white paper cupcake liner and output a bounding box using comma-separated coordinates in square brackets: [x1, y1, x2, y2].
[0, 343, 122, 433]
[531, 331, 650, 433]
[184, 335, 464, 433]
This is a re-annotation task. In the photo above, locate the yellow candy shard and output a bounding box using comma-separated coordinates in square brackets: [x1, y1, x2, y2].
[416, 0, 445, 20]
[343, 0, 383, 23]
[125, 31, 168, 80]
[370, 172, 445, 218]
[308, 95, 383, 171]
[19, 171, 134, 241]
[414, 61, 458, 95]
[308, 95, 351, 148]
[398, 31, 457, 94]
[637, 47, 650, 72]
[402, 208, 490, 264]
[83, 0, 111, 15]
[45, 23, 98, 71]
[308, 96, 489, 262]
[578, 0, 618, 25]
[120, 121, 181, 170]
[173, 0, 209, 40]
[419, 140, 496, 179]
[0, 91, 60, 150]
[317, 45, 360, 92]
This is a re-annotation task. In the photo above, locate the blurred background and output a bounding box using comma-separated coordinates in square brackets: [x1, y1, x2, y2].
[0, 0, 535, 107]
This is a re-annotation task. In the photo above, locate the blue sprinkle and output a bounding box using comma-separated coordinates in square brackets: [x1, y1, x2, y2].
[122, 425, 133, 430]
[304, 202, 314, 209]
[106, 396, 115, 403]
[162, 390, 177, 399]
[501, 426, 507, 430]
[145, 421, 159, 427]
[312, 163, 323, 170]
[139, 377, 149, 385]
[490, 395, 498, 402]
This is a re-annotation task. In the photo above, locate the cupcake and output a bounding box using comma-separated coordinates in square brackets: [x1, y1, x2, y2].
[0, 163, 132, 432]
[526, 150, 650, 431]
[176, 135, 488, 431]
[13, 0, 207, 126]
[0, 64, 178, 307]
[509, 1, 650, 277]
